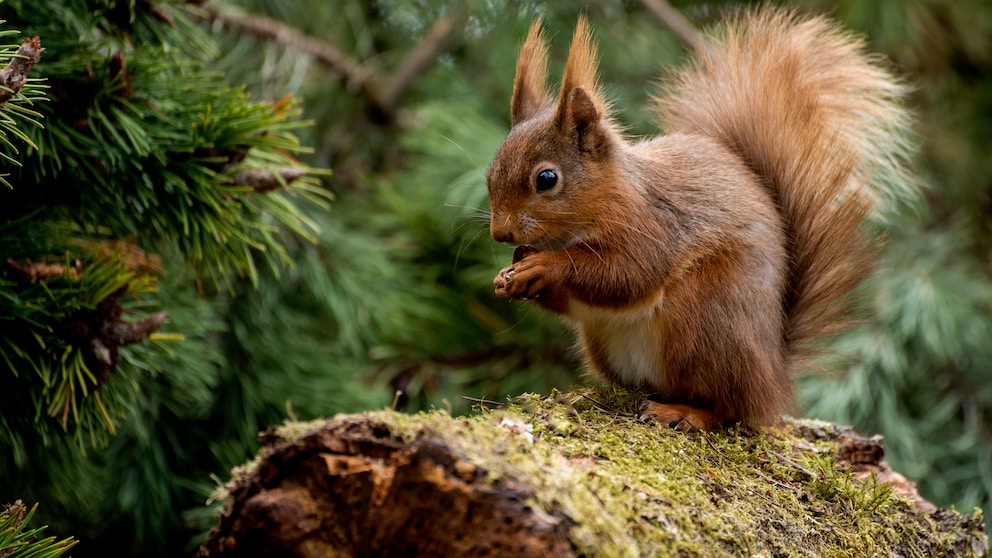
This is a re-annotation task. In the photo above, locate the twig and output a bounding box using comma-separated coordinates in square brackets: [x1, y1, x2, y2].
[199, 4, 462, 121]
[0, 37, 44, 104]
[572, 391, 617, 414]
[461, 395, 506, 407]
[768, 450, 818, 479]
[200, 5, 377, 100]
[638, 0, 702, 52]
[377, 13, 460, 112]
[752, 468, 800, 494]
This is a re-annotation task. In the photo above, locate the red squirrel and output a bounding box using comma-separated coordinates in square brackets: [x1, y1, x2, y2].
[487, 9, 914, 430]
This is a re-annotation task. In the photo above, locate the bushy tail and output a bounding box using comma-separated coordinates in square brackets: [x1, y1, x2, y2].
[654, 8, 915, 363]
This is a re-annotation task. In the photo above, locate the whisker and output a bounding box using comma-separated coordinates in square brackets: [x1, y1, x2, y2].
[562, 241, 579, 274]
[451, 218, 485, 236]
[444, 202, 490, 214]
[440, 134, 485, 171]
[451, 221, 487, 241]
[495, 302, 540, 336]
[532, 211, 657, 244]
[579, 238, 606, 265]
[453, 225, 492, 268]
[607, 219, 658, 242]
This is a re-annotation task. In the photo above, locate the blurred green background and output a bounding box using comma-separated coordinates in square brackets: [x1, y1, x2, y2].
[0, 1, 989, 556]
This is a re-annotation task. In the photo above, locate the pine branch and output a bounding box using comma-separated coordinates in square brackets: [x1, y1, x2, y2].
[375, 13, 461, 114]
[639, 0, 702, 52]
[0, 500, 76, 557]
[200, 5, 378, 104]
[0, 36, 43, 104]
[199, 4, 461, 121]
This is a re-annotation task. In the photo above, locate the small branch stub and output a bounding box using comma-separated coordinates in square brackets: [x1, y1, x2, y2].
[0, 37, 44, 104]
[230, 167, 307, 193]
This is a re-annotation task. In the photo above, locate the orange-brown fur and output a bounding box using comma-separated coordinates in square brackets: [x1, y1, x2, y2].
[487, 9, 913, 430]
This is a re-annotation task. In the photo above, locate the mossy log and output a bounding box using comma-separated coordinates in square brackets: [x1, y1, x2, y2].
[200, 389, 987, 557]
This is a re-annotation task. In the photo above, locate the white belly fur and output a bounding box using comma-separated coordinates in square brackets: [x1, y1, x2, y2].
[568, 293, 665, 388]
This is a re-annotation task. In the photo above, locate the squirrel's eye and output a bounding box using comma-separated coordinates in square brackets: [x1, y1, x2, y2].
[535, 169, 558, 192]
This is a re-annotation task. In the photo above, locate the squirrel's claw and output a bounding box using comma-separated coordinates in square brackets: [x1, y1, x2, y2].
[494, 265, 515, 298]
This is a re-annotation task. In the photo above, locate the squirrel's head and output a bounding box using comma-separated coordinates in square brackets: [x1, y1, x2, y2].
[487, 17, 619, 251]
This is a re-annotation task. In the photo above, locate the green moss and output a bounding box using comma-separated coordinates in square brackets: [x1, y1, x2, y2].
[218, 388, 987, 556]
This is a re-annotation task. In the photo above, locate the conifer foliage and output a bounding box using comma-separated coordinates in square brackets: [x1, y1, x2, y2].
[0, 0, 325, 449]
[0, 0, 330, 555]
[3, 0, 313, 429]
[0, 500, 75, 558]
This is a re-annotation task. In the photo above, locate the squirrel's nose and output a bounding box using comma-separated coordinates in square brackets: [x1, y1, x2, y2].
[491, 228, 514, 244]
[491, 220, 515, 243]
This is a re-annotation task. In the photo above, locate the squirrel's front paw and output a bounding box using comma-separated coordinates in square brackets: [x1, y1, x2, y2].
[493, 250, 553, 301]
[494, 264, 517, 298]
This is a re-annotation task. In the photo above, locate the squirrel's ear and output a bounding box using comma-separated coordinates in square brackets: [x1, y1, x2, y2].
[568, 87, 599, 131]
[555, 18, 609, 153]
[564, 87, 607, 154]
[511, 18, 551, 126]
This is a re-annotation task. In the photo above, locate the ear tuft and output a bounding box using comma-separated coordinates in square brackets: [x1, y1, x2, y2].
[559, 17, 600, 99]
[511, 18, 551, 126]
[554, 17, 609, 142]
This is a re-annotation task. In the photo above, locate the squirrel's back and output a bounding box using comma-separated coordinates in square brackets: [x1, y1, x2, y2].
[654, 9, 915, 366]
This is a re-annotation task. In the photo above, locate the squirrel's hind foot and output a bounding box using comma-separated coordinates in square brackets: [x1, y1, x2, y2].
[640, 401, 722, 432]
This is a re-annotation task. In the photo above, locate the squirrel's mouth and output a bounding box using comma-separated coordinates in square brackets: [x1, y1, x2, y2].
[512, 245, 539, 263]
